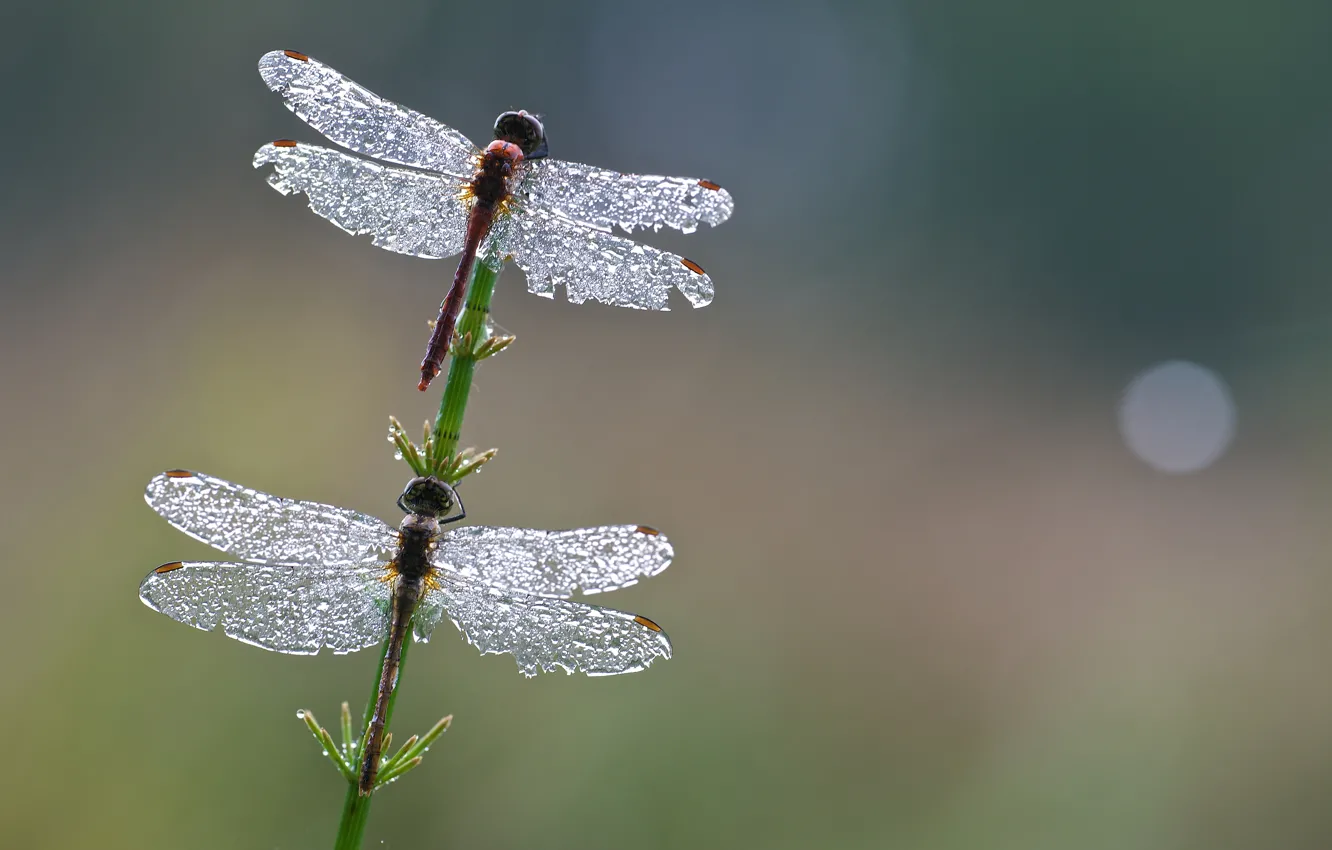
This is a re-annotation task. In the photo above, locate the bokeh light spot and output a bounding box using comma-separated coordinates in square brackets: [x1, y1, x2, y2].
[1118, 360, 1236, 473]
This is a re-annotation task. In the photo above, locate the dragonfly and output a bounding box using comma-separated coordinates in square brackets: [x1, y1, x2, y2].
[252, 49, 735, 390]
[138, 470, 673, 794]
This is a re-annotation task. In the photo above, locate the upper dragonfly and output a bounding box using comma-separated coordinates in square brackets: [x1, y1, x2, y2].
[138, 470, 673, 794]
[252, 50, 735, 390]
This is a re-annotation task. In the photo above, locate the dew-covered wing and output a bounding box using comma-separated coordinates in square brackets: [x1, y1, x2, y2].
[139, 560, 389, 655]
[417, 574, 672, 677]
[254, 141, 470, 259]
[144, 471, 398, 566]
[431, 525, 672, 598]
[492, 206, 713, 310]
[523, 159, 733, 234]
[257, 49, 478, 175]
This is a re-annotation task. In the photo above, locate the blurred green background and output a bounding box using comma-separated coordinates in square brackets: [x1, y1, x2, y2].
[3, 0, 1332, 847]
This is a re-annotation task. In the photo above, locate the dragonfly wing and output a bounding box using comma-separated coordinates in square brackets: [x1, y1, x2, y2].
[258, 50, 478, 175]
[254, 141, 470, 259]
[139, 560, 389, 655]
[523, 159, 734, 234]
[144, 471, 398, 566]
[430, 525, 672, 598]
[494, 206, 714, 310]
[421, 574, 672, 677]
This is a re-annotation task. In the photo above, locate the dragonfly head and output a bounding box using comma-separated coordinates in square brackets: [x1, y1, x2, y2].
[494, 110, 548, 159]
[398, 476, 457, 518]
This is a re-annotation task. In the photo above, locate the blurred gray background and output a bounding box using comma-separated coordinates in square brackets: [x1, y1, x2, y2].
[3, 0, 1332, 847]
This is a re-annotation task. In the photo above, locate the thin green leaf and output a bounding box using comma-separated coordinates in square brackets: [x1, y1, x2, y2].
[298, 709, 354, 781]
[379, 733, 419, 773]
[374, 756, 424, 787]
[401, 715, 453, 763]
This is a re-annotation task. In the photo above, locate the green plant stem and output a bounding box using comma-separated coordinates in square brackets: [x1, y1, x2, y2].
[331, 254, 500, 850]
[334, 639, 407, 850]
[431, 256, 500, 471]
[333, 786, 371, 850]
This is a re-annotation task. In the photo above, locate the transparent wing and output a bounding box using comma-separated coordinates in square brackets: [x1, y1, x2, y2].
[415, 573, 672, 677]
[139, 560, 389, 655]
[144, 471, 398, 566]
[493, 206, 713, 310]
[522, 159, 734, 234]
[258, 49, 478, 175]
[431, 525, 672, 598]
[254, 141, 470, 259]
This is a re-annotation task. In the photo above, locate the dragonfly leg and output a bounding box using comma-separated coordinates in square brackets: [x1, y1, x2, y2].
[441, 491, 467, 526]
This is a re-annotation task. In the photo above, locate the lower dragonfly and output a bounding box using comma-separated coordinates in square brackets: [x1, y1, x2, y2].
[138, 470, 673, 795]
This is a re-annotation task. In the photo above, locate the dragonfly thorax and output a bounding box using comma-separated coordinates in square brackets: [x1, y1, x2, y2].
[468, 142, 523, 209]
[395, 514, 440, 583]
[481, 140, 524, 169]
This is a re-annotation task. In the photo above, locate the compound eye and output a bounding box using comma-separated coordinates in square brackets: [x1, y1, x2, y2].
[493, 110, 547, 157]
[399, 477, 456, 517]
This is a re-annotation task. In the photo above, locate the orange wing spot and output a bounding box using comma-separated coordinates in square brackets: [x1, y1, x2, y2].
[272, 139, 298, 148]
[633, 615, 663, 633]
[635, 525, 661, 536]
[698, 179, 722, 191]
[155, 562, 185, 574]
[283, 50, 310, 61]
[680, 258, 706, 275]
[164, 469, 195, 479]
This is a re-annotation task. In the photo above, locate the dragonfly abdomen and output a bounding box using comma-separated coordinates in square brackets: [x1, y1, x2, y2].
[358, 572, 422, 795]
[358, 516, 439, 794]
[418, 141, 524, 391]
